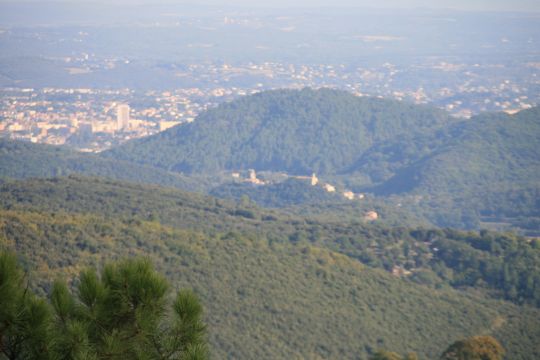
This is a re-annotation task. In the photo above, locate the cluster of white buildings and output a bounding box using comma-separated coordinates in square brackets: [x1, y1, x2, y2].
[235, 170, 367, 202]
[234, 170, 378, 220]
[0, 87, 233, 151]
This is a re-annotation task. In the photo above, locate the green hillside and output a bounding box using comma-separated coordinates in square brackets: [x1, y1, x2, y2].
[104, 88, 450, 175]
[2, 207, 540, 360]
[2, 176, 539, 304]
[210, 178, 345, 207]
[369, 107, 540, 196]
[361, 108, 540, 231]
[0, 139, 431, 228]
[100, 88, 539, 232]
[0, 139, 206, 192]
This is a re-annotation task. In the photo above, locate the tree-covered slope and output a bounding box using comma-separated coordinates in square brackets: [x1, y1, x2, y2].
[100, 88, 539, 233]
[210, 178, 343, 207]
[361, 107, 540, 231]
[371, 107, 540, 196]
[2, 208, 540, 360]
[2, 176, 539, 307]
[104, 88, 450, 175]
[0, 139, 205, 192]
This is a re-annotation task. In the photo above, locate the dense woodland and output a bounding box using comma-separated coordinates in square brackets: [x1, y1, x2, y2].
[104, 88, 452, 176]
[1, 251, 509, 360]
[0, 176, 539, 359]
[2, 176, 539, 307]
[104, 89, 540, 233]
[0, 139, 207, 192]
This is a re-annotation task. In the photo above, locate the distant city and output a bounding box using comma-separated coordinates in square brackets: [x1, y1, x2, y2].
[0, 86, 249, 151]
[1, 60, 537, 152]
[1, 5, 539, 151]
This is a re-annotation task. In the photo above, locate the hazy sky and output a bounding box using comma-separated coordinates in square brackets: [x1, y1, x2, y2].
[1, 0, 540, 12]
[161, 0, 540, 12]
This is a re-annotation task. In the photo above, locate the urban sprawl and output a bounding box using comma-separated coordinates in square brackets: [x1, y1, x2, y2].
[1, 60, 537, 152]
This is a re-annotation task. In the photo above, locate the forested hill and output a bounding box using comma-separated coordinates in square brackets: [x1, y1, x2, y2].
[2, 176, 539, 308]
[0, 139, 205, 191]
[368, 106, 540, 196]
[100, 88, 540, 232]
[1, 176, 540, 359]
[359, 107, 540, 231]
[104, 88, 450, 175]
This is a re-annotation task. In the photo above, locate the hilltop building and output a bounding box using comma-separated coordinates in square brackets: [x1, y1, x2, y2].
[311, 173, 319, 186]
[245, 169, 264, 185]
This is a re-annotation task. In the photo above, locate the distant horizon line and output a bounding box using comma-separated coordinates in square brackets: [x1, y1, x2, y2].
[1, 0, 540, 14]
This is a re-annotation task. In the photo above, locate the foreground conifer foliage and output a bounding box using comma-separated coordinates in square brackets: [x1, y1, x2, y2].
[0, 252, 208, 360]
